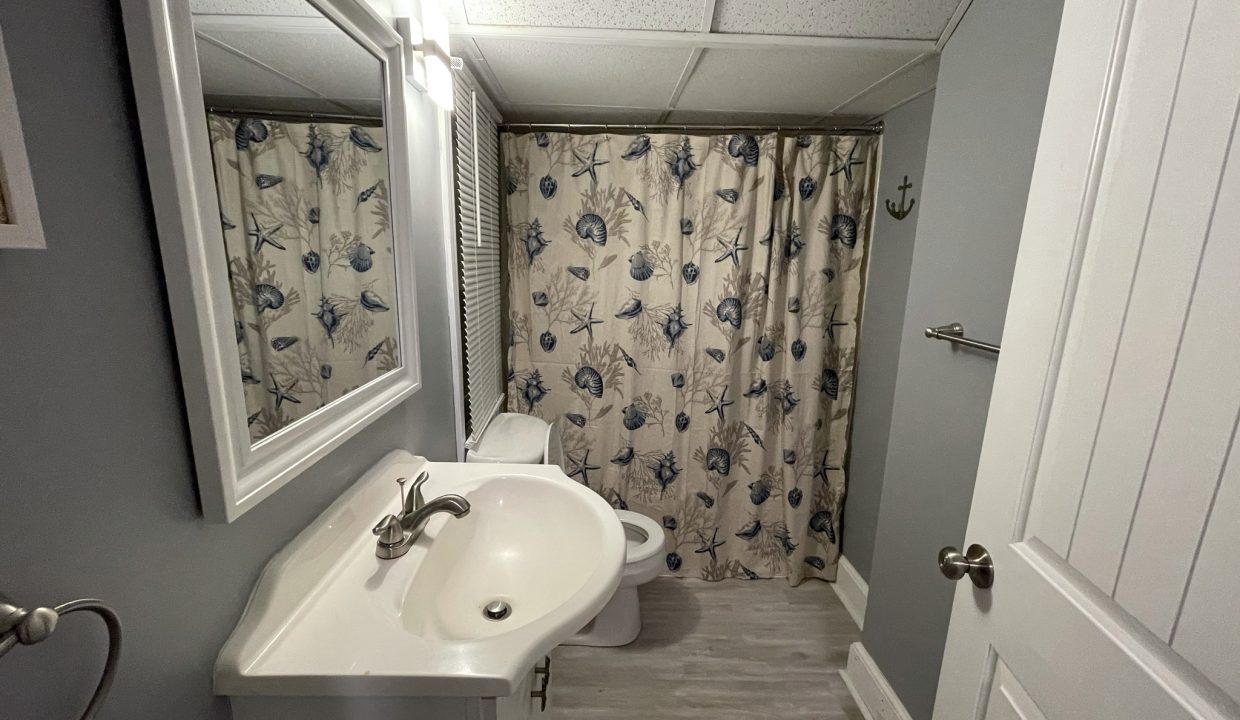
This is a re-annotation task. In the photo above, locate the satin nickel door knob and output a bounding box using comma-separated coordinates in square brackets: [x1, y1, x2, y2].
[938, 544, 994, 589]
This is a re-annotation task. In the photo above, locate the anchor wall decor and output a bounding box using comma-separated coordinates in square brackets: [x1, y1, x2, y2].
[885, 175, 916, 220]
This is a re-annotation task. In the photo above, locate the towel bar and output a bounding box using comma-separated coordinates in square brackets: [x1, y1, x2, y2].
[924, 322, 1000, 354]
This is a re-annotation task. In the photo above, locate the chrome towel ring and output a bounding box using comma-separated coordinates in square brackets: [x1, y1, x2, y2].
[1, 595, 122, 720]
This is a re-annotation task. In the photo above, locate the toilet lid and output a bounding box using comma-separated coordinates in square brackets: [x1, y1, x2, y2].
[470, 413, 549, 464]
[616, 510, 665, 564]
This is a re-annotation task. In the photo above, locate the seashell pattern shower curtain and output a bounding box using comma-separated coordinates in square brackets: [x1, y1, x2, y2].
[208, 114, 400, 443]
[503, 131, 878, 583]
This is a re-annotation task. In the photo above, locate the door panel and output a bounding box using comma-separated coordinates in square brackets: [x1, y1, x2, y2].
[1112, 122, 1240, 637]
[1172, 433, 1240, 701]
[982, 660, 1046, 720]
[935, 0, 1240, 717]
[991, 542, 1224, 719]
[1022, 0, 1192, 559]
[1060, 0, 1240, 599]
[1022, 0, 1240, 637]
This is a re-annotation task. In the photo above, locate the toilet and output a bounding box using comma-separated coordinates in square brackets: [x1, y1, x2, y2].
[562, 508, 664, 646]
[466, 412, 664, 646]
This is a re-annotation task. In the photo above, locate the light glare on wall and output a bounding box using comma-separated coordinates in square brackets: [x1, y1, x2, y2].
[395, 0, 453, 111]
[420, 0, 453, 111]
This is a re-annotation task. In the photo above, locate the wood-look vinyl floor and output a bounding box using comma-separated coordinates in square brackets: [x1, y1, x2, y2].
[544, 577, 864, 719]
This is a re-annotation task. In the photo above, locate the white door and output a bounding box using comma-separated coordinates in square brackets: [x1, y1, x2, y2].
[933, 0, 1240, 718]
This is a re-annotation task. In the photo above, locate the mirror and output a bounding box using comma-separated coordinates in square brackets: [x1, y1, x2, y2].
[192, 0, 400, 443]
[123, 0, 424, 521]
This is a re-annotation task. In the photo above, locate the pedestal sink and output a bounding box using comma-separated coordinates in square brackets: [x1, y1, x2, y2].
[215, 450, 625, 720]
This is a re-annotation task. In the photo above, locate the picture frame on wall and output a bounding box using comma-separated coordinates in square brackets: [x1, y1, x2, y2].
[0, 23, 46, 249]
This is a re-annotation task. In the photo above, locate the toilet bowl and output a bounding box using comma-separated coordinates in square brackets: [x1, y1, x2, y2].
[466, 413, 664, 646]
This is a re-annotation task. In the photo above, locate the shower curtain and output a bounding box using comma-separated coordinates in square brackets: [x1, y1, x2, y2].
[503, 131, 878, 583]
[208, 114, 400, 442]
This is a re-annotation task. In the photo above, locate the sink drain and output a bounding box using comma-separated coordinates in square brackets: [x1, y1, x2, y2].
[483, 600, 512, 621]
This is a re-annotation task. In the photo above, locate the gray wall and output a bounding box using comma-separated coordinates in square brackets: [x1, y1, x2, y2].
[0, 1, 459, 718]
[859, 0, 1064, 718]
[844, 91, 936, 582]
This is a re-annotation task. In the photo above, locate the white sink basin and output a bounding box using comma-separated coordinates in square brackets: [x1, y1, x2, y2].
[215, 451, 625, 698]
[402, 474, 612, 642]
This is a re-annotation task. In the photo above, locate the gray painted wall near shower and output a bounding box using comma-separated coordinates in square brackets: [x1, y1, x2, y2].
[843, 90, 936, 582]
[859, 0, 1065, 718]
[0, 1, 459, 718]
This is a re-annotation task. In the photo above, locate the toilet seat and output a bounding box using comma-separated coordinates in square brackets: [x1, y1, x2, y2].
[616, 510, 665, 588]
[617, 510, 663, 562]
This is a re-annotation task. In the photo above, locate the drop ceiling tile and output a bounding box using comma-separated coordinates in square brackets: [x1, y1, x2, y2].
[460, 0, 702, 30]
[835, 54, 939, 117]
[661, 109, 874, 129]
[502, 104, 666, 125]
[472, 38, 690, 108]
[500, 106, 873, 128]
[676, 46, 918, 116]
[712, 0, 961, 40]
[195, 37, 317, 100]
[201, 92, 383, 117]
[661, 109, 824, 126]
[201, 29, 383, 104]
[191, 0, 320, 16]
[440, 0, 469, 24]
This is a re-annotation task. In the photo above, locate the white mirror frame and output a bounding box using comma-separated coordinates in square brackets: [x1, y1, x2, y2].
[120, 0, 422, 522]
[0, 24, 46, 250]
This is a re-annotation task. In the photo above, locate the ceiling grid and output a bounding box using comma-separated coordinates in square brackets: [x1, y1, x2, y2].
[656, 0, 716, 123]
[191, 8, 386, 117]
[447, 0, 966, 124]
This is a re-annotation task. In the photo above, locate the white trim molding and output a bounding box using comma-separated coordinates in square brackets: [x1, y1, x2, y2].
[935, 0, 975, 51]
[438, 105, 467, 463]
[831, 555, 869, 631]
[842, 642, 915, 720]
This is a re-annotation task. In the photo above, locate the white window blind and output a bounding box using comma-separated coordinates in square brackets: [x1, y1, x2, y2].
[452, 69, 504, 445]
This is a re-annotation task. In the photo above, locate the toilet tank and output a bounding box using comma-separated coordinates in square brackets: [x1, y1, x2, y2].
[465, 413, 553, 465]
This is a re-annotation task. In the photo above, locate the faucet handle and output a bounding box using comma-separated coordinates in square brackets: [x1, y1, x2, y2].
[396, 476, 408, 509]
[372, 514, 404, 546]
[403, 471, 430, 515]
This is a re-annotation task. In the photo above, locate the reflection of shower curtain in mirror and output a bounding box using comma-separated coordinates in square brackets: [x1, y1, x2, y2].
[207, 114, 400, 442]
[504, 132, 878, 583]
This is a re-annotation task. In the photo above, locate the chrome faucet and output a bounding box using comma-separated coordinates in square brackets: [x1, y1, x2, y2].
[372, 471, 470, 559]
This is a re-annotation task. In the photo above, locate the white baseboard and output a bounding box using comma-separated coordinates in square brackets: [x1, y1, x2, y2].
[841, 642, 914, 720]
[831, 555, 869, 631]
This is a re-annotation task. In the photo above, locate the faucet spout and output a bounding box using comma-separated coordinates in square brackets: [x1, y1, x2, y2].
[373, 493, 470, 560]
[399, 494, 470, 532]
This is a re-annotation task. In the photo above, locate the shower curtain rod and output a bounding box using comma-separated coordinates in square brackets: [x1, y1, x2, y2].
[500, 121, 884, 135]
[206, 106, 384, 125]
